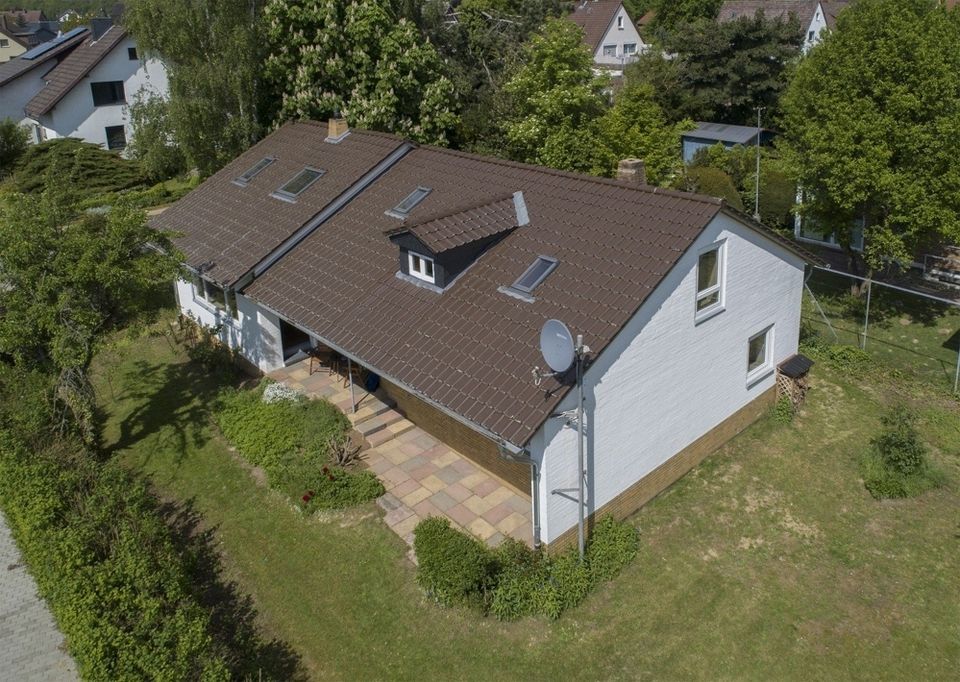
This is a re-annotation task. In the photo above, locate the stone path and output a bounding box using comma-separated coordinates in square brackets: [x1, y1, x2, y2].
[0, 512, 78, 681]
[270, 359, 533, 549]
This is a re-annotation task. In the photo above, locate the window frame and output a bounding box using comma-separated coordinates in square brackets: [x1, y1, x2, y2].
[617, 15, 624, 29]
[90, 80, 125, 106]
[232, 157, 275, 186]
[127, 46, 138, 60]
[0, 39, 9, 48]
[511, 255, 558, 294]
[407, 251, 436, 284]
[386, 186, 432, 219]
[104, 125, 126, 150]
[623, 43, 637, 56]
[602, 44, 617, 57]
[694, 240, 726, 322]
[271, 167, 325, 202]
[746, 325, 774, 385]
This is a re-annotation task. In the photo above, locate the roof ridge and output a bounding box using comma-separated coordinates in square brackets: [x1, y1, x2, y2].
[404, 192, 516, 231]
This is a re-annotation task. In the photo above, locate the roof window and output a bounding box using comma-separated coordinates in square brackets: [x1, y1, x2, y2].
[511, 256, 557, 294]
[386, 186, 432, 219]
[272, 167, 324, 202]
[232, 157, 275, 186]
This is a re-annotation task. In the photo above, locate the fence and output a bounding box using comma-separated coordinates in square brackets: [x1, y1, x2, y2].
[802, 267, 960, 393]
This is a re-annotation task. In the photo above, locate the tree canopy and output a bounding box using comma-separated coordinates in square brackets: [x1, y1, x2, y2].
[779, 0, 960, 269]
[629, 12, 803, 126]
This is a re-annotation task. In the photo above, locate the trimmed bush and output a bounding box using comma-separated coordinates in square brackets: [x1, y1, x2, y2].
[413, 517, 498, 609]
[11, 138, 146, 195]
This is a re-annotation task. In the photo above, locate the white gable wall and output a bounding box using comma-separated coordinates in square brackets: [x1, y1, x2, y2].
[592, 4, 647, 66]
[0, 69, 47, 128]
[530, 213, 806, 544]
[37, 33, 167, 150]
[803, 3, 828, 52]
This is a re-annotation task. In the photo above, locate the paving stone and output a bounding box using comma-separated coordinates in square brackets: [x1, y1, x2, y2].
[483, 487, 517, 508]
[435, 464, 463, 485]
[391, 514, 421, 538]
[420, 474, 447, 493]
[483, 502, 513, 526]
[412, 499, 443, 520]
[444, 483, 472, 504]
[381, 466, 411, 487]
[497, 512, 528, 535]
[429, 490, 457, 512]
[383, 505, 415, 528]
[445, 503, 476, 528]
[400, 487, 432, 508]
[390, 479, 421, 499]
[467, 517, 498, 541]
[463, 495, 494, 516]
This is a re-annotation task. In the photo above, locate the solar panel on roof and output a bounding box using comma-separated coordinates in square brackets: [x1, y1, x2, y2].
[21, 27, 86, 60]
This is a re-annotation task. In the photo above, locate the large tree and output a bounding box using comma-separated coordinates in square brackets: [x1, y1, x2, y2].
[264, 0, 458, 145]
[0, 171, 178, 443]
[630, 12, 803, 125]
[779, 0, 960, 271]
[124, 0, 267, 176]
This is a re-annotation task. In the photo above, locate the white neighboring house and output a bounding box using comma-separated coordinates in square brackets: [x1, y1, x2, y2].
[23, 18, 167, 153]
[0, 27, 88, 134]
[568, 0, 648, 76]
[717, 0, 852, 53]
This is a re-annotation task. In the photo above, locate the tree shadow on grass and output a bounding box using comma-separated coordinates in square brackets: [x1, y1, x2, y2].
[159, 496, 307, 681]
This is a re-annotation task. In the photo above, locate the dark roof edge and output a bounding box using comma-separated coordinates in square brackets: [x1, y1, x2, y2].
[720, 205, 826, 266]
[231, 139, 416, 290]
[248, 294, 527, 452]
[25, 26, 126, 117]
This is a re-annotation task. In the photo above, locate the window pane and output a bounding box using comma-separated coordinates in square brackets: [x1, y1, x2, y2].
[278, 168, 323, 196]
[602, 45, 616, 56]
[698, 249, 718, 293]
[748, 332, 767, 372]
[105, 125, 126, 150]
[411, 255, 421, 273]
[393, 187, 432, 216]
[696, 291, 719, 311]
[424, 259, 433, 277]
[514, 256, 557, 292]
[237, 158, 274, 183]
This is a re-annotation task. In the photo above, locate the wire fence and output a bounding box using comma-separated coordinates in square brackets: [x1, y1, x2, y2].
[802, 267, 960, 393]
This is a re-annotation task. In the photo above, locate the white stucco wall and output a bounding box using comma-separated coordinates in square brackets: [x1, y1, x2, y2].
[0, 68, 47, 125]
[175, 278, 285, 373]
[803, 3, 829, 52]
[531, 213, 806, 544]
[592, 5, 647, 66]
[37, 31, 168, 150]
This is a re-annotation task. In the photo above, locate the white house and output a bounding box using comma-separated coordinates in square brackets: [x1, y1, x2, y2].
[0, 27, 87, 134]
[717, 0, 852, 53]
[568, 0, 648, 75]
[23, 17, 167, 152]
[154, 120, 816, 549]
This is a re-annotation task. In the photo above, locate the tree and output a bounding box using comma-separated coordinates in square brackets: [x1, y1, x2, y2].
[499, 18, 611, 173]
[10, 138, 145, 195]
[124, 0, 267, 176]
[0, 171, 178, 443]
[264, 0, 458, 145]
[630, 12, 803, 125]
[128, 93, 188, 182]
[646, 0, 722, 30]
[0, 118, 29, 178]
[779, 0, 960, 272]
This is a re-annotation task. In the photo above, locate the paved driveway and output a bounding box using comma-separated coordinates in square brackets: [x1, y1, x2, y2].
[0, 511, 77, 681]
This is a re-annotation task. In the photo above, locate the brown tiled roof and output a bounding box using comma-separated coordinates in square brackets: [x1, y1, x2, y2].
[390, 194, 521, 254]
[240, 138, 735, 448]
[0, 26, 87, 87]
[717, 0, 815, 27]
[820, 0, 852, 28]
[568, 0, 630, 51]
[163, 124, 814, 449]
[24, 25, 126, 117]
[152, 122, 408, 286]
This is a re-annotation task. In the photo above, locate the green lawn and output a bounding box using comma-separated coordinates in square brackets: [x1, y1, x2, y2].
[95, 324, 960, 681]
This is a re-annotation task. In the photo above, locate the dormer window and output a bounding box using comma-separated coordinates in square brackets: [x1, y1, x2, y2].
[233, 157, 275, 186]
[387, 186, 432, 219]
[272, 167, 324, 202]
[408, 252, 435, 284]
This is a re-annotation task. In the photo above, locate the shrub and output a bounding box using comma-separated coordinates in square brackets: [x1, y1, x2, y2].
[585, 515, 639, 584]
[413, 517, 498, 609]
[298, 466, 384, 511]
[11, 138, 146, 195]
[682, 166, 744, 210]
[822, 344, 872, 376]
[490, 539, 549, 620]
[262, 381, 303, 404]
[0, 118, 29, 177]
[773, 396, 795, 424]
[873, 406, 926, 475]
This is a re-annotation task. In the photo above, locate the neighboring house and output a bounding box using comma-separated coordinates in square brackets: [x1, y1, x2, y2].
[0, 10, 59, 49]
[153, 119, 816, 548]
[0, 27, 88, 131]
[23, 16, 168, 152]
[568, 0, 648, 75]
[681, 122, 775, 164]
[717, 0, 851, 52]
[0, 19, 27, 63]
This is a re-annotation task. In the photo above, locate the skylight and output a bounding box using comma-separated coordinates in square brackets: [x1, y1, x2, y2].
[271, 167, 325, 202]
[511, 256, 557, 294]
[233, 157, 275, 186]
[386, 186, 432, 218]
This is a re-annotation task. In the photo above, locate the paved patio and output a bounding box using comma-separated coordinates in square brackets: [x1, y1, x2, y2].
[270, 358, 533, 548]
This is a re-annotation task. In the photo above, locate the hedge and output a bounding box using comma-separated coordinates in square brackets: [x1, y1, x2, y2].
[0, 430, 230, 681]
[414, 515, 639, 621]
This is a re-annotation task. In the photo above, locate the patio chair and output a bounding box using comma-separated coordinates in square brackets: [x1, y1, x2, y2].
[307, 345, 337, 376]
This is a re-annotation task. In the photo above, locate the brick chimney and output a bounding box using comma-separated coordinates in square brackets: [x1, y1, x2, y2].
[326, 115, 350, 143]
[617, 158, 647, 185]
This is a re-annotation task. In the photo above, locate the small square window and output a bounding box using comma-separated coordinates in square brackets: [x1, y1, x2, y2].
[105, 125, 126, 150]
[602, 44, 617, 57]
[695, 242, 725, 319]
[408, 251, 436, 284]
[127, 46, 138, 60]
[0, 39, 9, 48]
[747, 326, 774, 380]
[624, 43, 637, 56]
[203, 280, 227, 310]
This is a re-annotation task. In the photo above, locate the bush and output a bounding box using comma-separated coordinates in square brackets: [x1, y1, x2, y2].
[413, 517, 498, 609]
[298, 466, 384, 511]
[0, 118, 29, 177]
[11, 138, 146, 195]
[0, 429, 231, 680]
[585, 515, 639, 583]
[860, 406, 944, 500]
[822, 344, 872, 376]
[773, 396, 795, 424]
[682, 166, 745, 210]
[262, 381, 303, 404]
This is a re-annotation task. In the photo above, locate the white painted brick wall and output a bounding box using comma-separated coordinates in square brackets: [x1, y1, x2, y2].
[531, 213, 806, 543]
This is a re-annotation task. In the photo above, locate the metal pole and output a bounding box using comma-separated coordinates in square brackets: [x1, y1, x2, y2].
[861, 279, 872, 350]
[753, 107, 763, 222]
[576, 334, 585, 562]
[348, 357, 356, 414]
[954, 343, 960, 394]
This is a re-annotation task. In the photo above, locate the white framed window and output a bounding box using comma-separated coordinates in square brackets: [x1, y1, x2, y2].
[747, 326, 774, 384]
[695, 241, 725, 321]
[624, 43, 637, 56]
[408, 252, 435, 284]
[617, 15, 624, 29]
[602, 44, 617, 57]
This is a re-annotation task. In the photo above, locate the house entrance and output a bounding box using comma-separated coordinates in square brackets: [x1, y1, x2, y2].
[279, 319, 312, 362]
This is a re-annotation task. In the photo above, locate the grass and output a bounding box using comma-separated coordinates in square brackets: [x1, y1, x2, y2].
[94, 321, 960, 680]
[803, 268, 960, 388]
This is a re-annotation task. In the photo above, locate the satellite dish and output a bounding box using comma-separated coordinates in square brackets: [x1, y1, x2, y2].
[540, 319, 575, 373]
